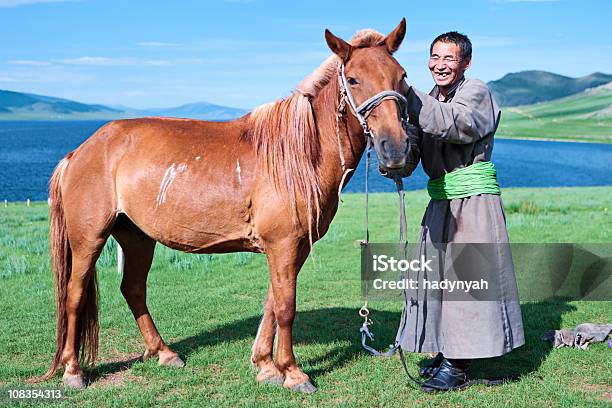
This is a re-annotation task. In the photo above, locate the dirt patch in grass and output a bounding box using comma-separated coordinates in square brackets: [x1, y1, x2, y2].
[208, 363, 222, 376]
[579, 383, 612, 401]
[88, 350, 143, 388]
[93, 370, 145, 388]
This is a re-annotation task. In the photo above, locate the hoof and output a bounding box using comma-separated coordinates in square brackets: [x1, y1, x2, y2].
[259, 375, 285, 386]
[255, 361, 284, 386]
[62, 374, 85, 389]
[159, 355, 185, 368]
[291, 381, 317, 394]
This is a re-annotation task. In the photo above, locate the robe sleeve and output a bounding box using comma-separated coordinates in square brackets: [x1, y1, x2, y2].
[403, 123, 421, 177]
[406, 79, 501, 144]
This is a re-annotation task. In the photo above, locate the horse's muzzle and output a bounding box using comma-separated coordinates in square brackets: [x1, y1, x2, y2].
[376, 136, 409, 171]
[378, 142, 420, 179]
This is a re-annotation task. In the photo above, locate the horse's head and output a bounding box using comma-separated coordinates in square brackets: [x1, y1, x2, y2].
[325, 19, 411, 176]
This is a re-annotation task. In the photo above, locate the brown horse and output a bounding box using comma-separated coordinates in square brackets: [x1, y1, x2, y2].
[42, 19, 410, 393]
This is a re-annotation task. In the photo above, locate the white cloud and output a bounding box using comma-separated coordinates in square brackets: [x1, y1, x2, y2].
[8, 59, 52, 66]
[55, 56, 173, 66]
[0, 0, 75, 7]
[10, 56, 203, 67]
[0, 68, 95, 84]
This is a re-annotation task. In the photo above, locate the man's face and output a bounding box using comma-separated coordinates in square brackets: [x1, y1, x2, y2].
[428, 41, 471, 89]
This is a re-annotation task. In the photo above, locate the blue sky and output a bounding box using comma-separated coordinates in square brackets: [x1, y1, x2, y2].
[0, 0, 610, 109]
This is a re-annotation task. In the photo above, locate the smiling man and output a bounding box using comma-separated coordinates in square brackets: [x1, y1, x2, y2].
[393, 31, 525, 392]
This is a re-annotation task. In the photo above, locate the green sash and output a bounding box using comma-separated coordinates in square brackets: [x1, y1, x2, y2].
[427, 161, 501, 200]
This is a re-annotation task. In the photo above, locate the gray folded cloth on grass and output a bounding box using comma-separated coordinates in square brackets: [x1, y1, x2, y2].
[542, 323, 612, 350]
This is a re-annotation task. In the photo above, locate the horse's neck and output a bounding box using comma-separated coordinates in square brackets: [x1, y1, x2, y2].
[311, 88, 366, 199]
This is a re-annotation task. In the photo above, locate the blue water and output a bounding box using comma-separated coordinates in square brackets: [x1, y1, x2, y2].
[0, 121, 611, 201]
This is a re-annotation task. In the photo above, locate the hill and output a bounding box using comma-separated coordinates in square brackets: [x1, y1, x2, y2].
[488, 71, 612, 107]
[0, 90, 122, 119]
[0, 90, 248, 121]
[497, 81, 612, 142]
[145, 101, 247, 121]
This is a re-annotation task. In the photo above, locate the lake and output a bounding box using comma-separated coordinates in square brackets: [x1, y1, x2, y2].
[0, 120, 611, 202]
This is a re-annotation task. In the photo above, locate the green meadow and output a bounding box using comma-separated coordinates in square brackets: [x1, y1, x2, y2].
[0, 187, 611, 407]
[497, 84, 612, 143]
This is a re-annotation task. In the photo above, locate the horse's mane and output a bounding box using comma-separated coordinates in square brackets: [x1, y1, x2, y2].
[243, 29, 385, 243]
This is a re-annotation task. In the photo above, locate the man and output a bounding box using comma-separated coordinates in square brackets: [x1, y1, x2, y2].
[393, 31, 525, 392]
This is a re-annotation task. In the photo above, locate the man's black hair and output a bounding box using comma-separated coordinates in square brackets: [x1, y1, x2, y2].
[430, 31, 472, 61]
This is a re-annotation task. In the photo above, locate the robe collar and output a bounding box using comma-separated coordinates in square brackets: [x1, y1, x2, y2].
[430, 76, 466, 102]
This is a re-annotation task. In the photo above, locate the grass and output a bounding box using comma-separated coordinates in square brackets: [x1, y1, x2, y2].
[497, 85, 612, 143]
[0, 187, 611, 407]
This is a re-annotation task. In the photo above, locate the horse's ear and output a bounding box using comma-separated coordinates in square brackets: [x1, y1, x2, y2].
[325, 29, 352, 62]
[383, 18, 406, 54]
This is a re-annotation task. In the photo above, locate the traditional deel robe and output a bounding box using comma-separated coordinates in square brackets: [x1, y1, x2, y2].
[395, 77, 525, 359]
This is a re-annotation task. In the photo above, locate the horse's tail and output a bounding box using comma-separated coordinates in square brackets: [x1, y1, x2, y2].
[41, 153, 99, 381]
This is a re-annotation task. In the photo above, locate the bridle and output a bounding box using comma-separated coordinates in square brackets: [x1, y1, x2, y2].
[334, 62, 412, 197]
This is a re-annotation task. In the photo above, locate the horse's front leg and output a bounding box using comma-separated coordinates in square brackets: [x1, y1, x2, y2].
[251, 285, 284, 385]
[265, 239, 315, 393]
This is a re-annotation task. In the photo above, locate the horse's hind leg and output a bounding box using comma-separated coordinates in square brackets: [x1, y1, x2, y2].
[251, 286, 284, 385]
[61, 244, 106, 388]
[112, 217, 184, 367]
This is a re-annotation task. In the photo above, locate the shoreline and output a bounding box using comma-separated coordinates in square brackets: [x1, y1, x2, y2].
[496, 135, 612, 144]
[1, 120, 610, 144]
[5, 185, 612, 204]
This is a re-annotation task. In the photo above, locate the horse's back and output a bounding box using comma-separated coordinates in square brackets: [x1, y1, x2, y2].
[61, 116, 263, 252]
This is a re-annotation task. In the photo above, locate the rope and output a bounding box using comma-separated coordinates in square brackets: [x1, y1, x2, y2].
[361, 168, 515, 390]
[359, 171, 407, 359]
[363, 137, 371, 245]
[335, 83, 348, 173]
[427, 161, 501, 200]
[335, 79, 354, 201]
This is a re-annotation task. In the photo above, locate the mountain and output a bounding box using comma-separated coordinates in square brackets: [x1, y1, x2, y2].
[0, 89, 248, 121]
[0, 90, 122, 118]
[144, 101, 247, 120]
[488, 71, 612, 107]
[497, 81, 612, 142]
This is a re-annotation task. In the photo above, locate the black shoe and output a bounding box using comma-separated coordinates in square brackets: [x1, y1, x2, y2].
[418, 353, 444, 378]
[421, 358, 471, 393]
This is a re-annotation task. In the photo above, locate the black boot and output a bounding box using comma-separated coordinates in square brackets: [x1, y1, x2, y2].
[421, 358, 471, 392]
[418, 353, 444, 378]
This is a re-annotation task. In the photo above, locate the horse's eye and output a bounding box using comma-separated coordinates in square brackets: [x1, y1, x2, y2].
[347, 77, 359, 86]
